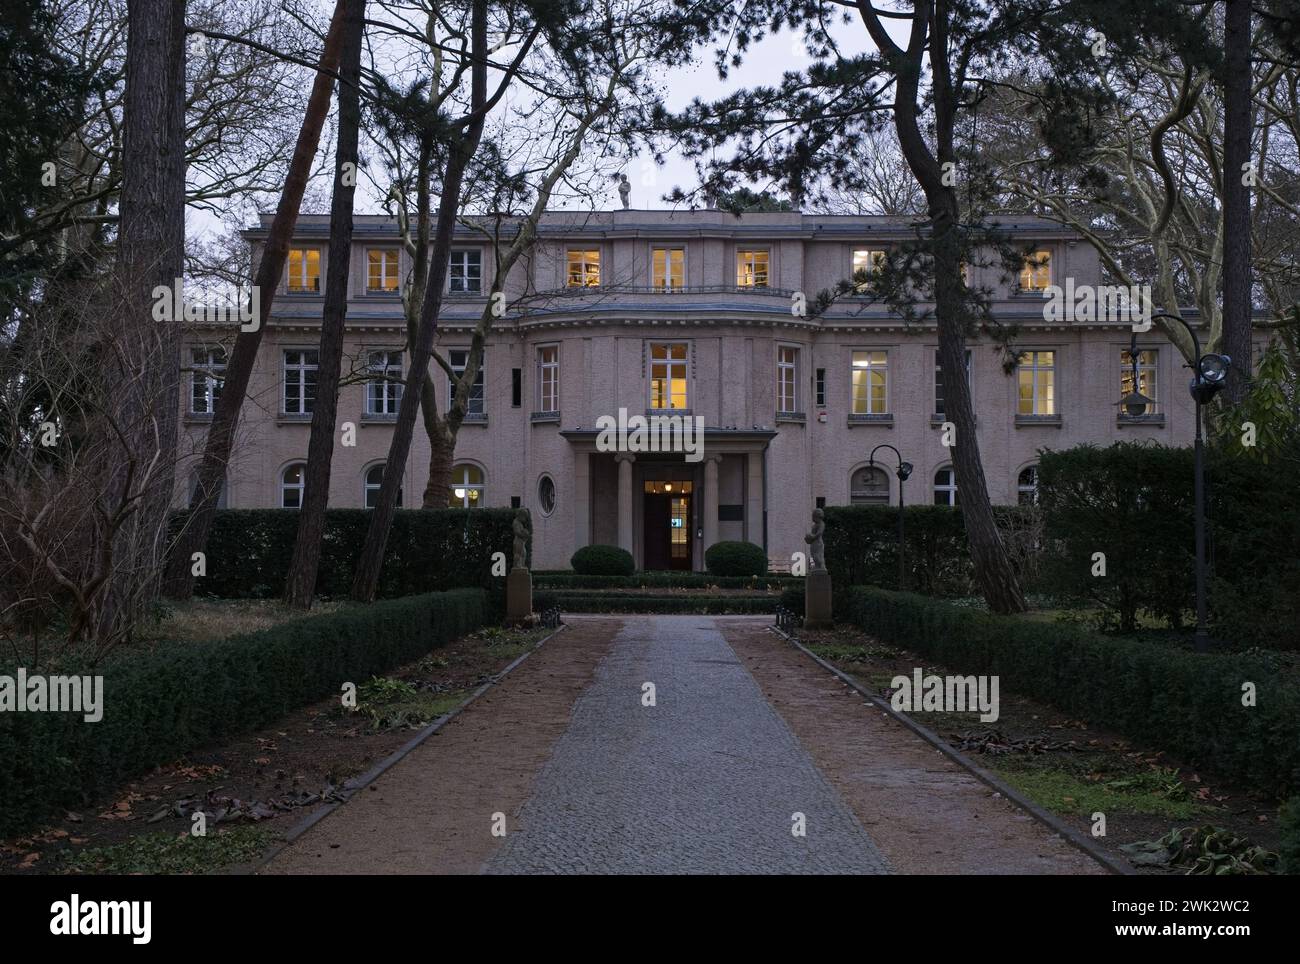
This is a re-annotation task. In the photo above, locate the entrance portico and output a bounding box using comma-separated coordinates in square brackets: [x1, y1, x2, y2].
[560, 429, 776, 571]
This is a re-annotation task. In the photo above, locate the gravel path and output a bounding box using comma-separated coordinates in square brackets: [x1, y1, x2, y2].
[485, 615, 889, 874]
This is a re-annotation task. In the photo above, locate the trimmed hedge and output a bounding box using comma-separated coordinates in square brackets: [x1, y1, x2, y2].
[0, 588, 488, 838]
[535, 572, 800, 590]
[570, 544, 635, 576]
[838, 587, 1300, 799]
[704, 541, 767, 576]
[172, 508, 519, 599]
[823, 504, 1041, 595]
[535, 591, 777, 614]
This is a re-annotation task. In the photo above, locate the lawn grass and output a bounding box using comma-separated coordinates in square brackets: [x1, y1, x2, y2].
[60, 826, 276, 875]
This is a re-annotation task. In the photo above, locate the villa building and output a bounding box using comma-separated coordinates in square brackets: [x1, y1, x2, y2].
[177, 208, 1197, 571]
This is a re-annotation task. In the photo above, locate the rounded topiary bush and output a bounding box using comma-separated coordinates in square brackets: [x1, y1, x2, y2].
[571, 544, 635, 576]
[705, 540, 767, 577]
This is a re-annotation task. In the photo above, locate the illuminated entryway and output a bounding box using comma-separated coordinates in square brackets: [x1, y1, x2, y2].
[643, 479, 693, 570]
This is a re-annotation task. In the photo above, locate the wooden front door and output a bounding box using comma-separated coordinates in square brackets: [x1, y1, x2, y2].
[643, 493, 692, 571]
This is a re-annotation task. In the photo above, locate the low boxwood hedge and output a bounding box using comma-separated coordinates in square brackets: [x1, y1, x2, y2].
[704, 541, 767, 576]
[838, 587, 1300, 800]
[0, 588, 488, 838]
[570, 545, 635, 576]
[535, 572, 799, 590]
[535, 591, 777, 614]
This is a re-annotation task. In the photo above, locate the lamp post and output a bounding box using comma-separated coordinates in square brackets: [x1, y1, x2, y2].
[868, 444, 913, 591]
[1124, 312, 1231, 652]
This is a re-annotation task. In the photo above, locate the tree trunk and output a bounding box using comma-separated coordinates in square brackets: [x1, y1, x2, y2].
[162, 0, 347, 599]
[350, 0, 489, 601]
[283, 0, 366, 609]
[889, 0, 1027, 614]
[93, 0, 187, 644]
[420, 378, 456, 508]
[1221, 0, 1253, 403]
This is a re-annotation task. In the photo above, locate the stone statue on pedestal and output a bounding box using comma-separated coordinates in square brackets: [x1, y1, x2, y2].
[512, 508, 531, 570]
[618, 173, 631, 210]
[804, 508, 826, 573]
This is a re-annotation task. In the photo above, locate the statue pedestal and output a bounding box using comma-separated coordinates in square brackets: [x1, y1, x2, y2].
[506, 567, 533, 626]
[804, 569, 832, 629]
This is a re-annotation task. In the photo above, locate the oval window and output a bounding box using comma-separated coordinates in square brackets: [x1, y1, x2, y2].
[538, 475, 556, 515]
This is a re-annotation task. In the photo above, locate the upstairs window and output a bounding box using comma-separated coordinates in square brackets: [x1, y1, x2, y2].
[777, 346, 799, 413]
[190, 346, 225, 414]
[736, 249, 769, 288]
[652, 247, 685, 290]
[449, 349, 485, 415]
[367, 249, 399, 292]
[366, 350, 403, 416]
[287, 248, 320, 293]
[649, 343, 689, 410]
[1016, 350, 1056, 416]
[283, 349, 319, 415]
[1019, 250, 1052, 291]
[537, 345, 559, 412]
[567, 248, 601, 287]
[449, 249, 482, 293]
[851, 350, 889, 415]
[852, 248, 886, 290]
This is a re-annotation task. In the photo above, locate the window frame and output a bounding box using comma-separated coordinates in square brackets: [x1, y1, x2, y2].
[363, 463, 402, 509]
[190, 345, 226, 415]
[933, 466, 959, 507]
[647, 341, 690, 411]
[449, 463, 485, 508]
[1017, 465, 1039, 505]
[286, 247, 321, 293]
[1120, 347, 1160, 418]
[537, 474, 556, 516]
[448, 348, 486, 415]
[282, 348, 320, 415]
[735, 248, 771, 288]
[851, 248, 887, 291]
[449, 248, 483, 294]
[933, 348, 973, 418]
[281, 462, 306, 509]
[1016, 349, 1057, 417]
[365, 349, 403, 417]
[777, 344, 800, 414]
[1019, 249, 1052, 292]
[850, 349, 890, 416]
[536, 344, 560, 413]
[651, 246, 686, 290]
[566, 247, 601, 287]
[366, 248, 400, 293]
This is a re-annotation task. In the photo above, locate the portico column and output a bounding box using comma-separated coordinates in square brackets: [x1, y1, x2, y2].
[574, 450, 590, 550]
[616, 453, 635, 555]
[745, 450, 765, 547]
[702, 454, 721, 553]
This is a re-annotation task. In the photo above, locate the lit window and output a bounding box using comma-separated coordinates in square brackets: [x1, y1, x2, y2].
[367, 249, 399, 292]
[450, 249, 481, 293]
[364, 463, 402, 509]
[366, 350, 403, 416]
[449, 349, 485, 415]
[652, 247, 685, 290]
[281, 463, 306, 509]
[283, 349, 319, 415]
[1017, 466, 1039, 505]
[449, 463, 485, 508]
[537, 475, 556, 516]
[1120, 349, 1159, 416]
[567, 249, 601, 287]
[190, 346, 225, 414]
[736, 249, 769, 287]
[537, 345, 559, 412]
[851, 350, 889, 415]
[934, 466, 959, 506]
[777, 346, 799, 413]
[852, 248, 886, 290]
[649, 343, 688, 410]
[1016, 350, 1056, 416]
[1019, 250, 1052, 291]
[850, 466, 890, 505]
[934, 349, 972, 417]
[287, 249, 320, 292]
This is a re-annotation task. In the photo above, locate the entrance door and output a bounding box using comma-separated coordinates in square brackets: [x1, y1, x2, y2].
[643, 492, 692, 571]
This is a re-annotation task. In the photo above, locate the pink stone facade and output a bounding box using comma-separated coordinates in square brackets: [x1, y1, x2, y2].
[177, 209, 1197, 571]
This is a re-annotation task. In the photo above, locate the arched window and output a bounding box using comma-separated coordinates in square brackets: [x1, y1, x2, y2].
[1017, 466, 1039, 505]
[849, 466, 890, 505]
[449, 463, 485, 508]
[364, 464, 402, 509]
[933, 466, 959, 506]
[537, 474, 556, 516]
[281, 463, 306, 509]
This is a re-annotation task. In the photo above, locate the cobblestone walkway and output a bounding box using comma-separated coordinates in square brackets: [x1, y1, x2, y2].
[485, 615, 889, 874]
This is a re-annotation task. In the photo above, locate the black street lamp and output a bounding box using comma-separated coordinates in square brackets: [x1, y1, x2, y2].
[868, 444, 913, 591]
[1124, 313, 1231, 652]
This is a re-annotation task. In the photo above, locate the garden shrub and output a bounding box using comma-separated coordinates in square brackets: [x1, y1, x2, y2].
[1279, 797, 1300, 874]
[534, 591, 776, 614]
[704, 540, 767, 576]
[170, 508, 518, 599]
[838, 586, 1300, 799]
[0, 588, 488, 838]
[570, 544, 635, 576]
[535, 572, 799, 590]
